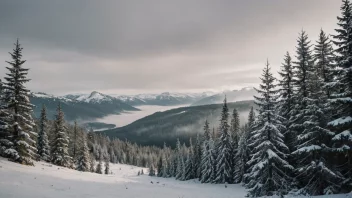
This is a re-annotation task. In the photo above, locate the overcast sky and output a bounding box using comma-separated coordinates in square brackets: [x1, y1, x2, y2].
[0, 0, 341, 95]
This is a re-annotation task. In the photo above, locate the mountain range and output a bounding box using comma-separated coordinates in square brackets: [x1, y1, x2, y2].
[29, 87, 256, 127]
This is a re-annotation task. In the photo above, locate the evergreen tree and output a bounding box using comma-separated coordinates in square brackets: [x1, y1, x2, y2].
[162, 153, 168, 178]
[235, 109, 256, 184]
[149, 165, 156, 176]
[214, 97, 233, 184]
[329, 0, 352, 191]
[292, 70, 341, 195]
[314, 29, 336, 98]
[246, 61, 293, 197]
[0, 79, 12, 157]
[278, 52, 295, 151]
[290, 31, 315, 152]
[96, 151, 103, 174]
[89, 153, 95, 173]
[104, 157, 110, 174]
[184, 150, 193, 180]
[72, 121, 78, 160]
[2, 40, 37, 165]
[37, 105, 50, 162]
[175, 138, 184, 180]
[230, 108, 240, 182]
[200, 120, 215, 183]
[193, 133, 202, 179]
[76, 134, 90, 172]
[157, 155, 163, 177]
[51, 103, 71, 167]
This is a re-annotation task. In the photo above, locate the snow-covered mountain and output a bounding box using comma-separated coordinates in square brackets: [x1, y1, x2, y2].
[191, 87, 256, 106]
[113, 91, 215, 106]
[30, 91, 139, 121]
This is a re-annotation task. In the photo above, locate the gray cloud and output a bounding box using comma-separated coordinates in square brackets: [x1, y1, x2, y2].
[0, 0, 341, 95]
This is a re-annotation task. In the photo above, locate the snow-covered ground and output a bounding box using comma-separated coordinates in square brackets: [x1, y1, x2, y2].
[0, 157, 350, 198]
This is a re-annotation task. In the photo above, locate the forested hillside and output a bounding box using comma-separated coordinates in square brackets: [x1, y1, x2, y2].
[100, 100, 254, 147]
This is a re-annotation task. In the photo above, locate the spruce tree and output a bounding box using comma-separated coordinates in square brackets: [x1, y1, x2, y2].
[290, 31, 315, 152]
[2, 40, 37, 165]
[193, 133, 202, 179]
[89, 153, 95, 173]
[314, 29, 336, 98]
[200, 120, 215, 183]
[184, 150, 193, 180]
[104, 158, 110, 174]
[157, 155, 163, 177]
[230, 108, 240, 182]
[77, 134, 90, 172]
[37, 105, 50, 162]
[235, 109, 255, 184]
[72, 120, 78, 160]
[149, 165, 156, 176]
[214, 97, 233, 184]
[51, 103, 71, 167]
[96, 151, 103, 174]
[0, 79, 12, 157]
[278, 52, 295, 151]
[329, 0, 352, 191]
[246, 61, 293, 197]
[292, 70, 341, 195]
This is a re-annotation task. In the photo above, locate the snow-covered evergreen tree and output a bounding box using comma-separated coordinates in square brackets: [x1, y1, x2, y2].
[193, 133, 202, 179]
[246, 61, 293, 197]
[37, 105, 50, 162]
[89, 153, 95, 173]
[157, 155, 163, 177]
[314, 29, 336, 98]
[292, 70, 341, 195]
[237, 107, 256, 184]
[0, 79, 12, 157]
[149, 165, 156, 176]
[290, 31, 316, 153]
[96, 151, 103, 174]
[2, 40, 37, 165]
[104, 158, 110, 174]
[72, 121, 78, 161]
[230, 108, 240, 182]
[214, 97, 233, 184]
[51, 103, 71, 167]
[200, 120, 215, 183]
[76, 134, 90, 172]
[329, 0, 352, 191]
[277, 52, 295, 152]
[184, 150, 193, 180]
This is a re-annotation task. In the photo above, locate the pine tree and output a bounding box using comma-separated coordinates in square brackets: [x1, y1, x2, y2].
[314, 29, 336, 98]
[235, 109, 255, 184]
[2, 40, 37, 165]
[157, 155, 163, 177]
[51, 103, 71, 167]
[193, 133, 202, 179]
[162, 153, 168, 178]
[214, 97, 233, 184]
[76, 134, 90, 172]
[96, 151, 103, 174]
[149, 165, 156, 176]
[89, 153, 95, 173]
[230, 108, 240, 183]
[200, 120, 215, 183]
[184, 150, 193, 180]
[72, 121, 78, 161]
[290, 31, 315, 152]
[278, 52, 295, 152]
[175, 138, 184, 180]
[0, 79, 12, 157]
[37, 105, 50, 162]
[329, 0, 352, 191]
[104, 158, 110, 174]
[292, 70, 341, 195]
[246, 61, 293, 197]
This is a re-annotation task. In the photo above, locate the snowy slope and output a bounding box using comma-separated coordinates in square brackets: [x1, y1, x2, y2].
[0, 158, 350, 198]
[0, 157, 247, 198]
